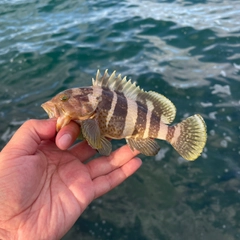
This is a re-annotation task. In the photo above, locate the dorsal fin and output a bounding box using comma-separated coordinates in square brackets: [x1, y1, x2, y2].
[92, 69, 176, 124]
[137, 91, 176, 124]
[92, 69, 143, 100]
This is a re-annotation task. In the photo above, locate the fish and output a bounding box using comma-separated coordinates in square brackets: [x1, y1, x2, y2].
[41, 70, 207, 161]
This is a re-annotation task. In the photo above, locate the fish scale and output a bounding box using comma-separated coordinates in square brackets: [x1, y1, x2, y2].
[42, 69, 207, 161]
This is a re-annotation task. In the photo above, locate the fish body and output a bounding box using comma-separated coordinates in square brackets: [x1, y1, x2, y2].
[42, 70, 207, 160]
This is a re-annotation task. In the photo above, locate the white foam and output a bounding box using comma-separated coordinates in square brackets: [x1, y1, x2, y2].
[201, 102, 213, 107]
[211, 84, 231, 95]
[155, 147, 169, 161]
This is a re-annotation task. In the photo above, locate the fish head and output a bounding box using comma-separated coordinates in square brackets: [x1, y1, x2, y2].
[41, 87, 100, 131]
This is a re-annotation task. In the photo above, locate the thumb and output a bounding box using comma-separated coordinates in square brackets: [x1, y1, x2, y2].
[2, 119, 57, 156]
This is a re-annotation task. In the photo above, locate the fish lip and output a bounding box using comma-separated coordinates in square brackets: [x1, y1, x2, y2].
[41, 101, 60, 118]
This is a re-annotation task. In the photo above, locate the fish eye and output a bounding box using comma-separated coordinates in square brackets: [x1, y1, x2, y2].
[60, 95, 69, 101]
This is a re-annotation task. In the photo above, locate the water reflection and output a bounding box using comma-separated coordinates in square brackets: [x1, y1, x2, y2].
[1, 0, 240, 239]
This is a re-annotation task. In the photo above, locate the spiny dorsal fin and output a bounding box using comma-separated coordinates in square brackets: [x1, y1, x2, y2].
[92, 69, 143, 100]
[92, 69, 176, 124]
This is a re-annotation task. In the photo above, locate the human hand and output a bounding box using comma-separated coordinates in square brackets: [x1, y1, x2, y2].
[0, 119, 141, 240]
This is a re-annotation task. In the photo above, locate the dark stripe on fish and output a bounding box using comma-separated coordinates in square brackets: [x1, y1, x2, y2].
[100, 88, 114, 112]
[97, 88, 114, 132]
[72, 88, 93, 103]
[108, 93, 128, 136]
[138, 91, 164, 118]
[132, 101, 147, 138]
[149, 112, 160, 138]
[71, 88, 94, 114]
[166, 126, 175, 142]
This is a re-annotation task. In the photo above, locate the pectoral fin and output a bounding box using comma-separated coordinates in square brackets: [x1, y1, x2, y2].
[81, 119, 112, 155]
[81, 119, 101, 149]
[126, 138, 160, 156]
[98, 137, 112, 156]
[77, 129, 85, 140]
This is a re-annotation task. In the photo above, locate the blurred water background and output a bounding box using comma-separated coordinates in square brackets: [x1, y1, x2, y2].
[1, 0, 240, 239]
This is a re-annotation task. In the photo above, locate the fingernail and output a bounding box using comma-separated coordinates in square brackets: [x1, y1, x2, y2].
[58, 134, 72, 150]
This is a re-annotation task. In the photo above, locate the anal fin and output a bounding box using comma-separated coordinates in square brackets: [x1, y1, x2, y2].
[126, 137, 160, 156]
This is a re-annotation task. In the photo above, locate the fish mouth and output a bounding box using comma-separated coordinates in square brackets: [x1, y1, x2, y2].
[41, 101, 60, 118]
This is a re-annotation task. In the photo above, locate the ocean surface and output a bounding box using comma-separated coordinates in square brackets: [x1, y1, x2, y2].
[1, 0, 240, 239]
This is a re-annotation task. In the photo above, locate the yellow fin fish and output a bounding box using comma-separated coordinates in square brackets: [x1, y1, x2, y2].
[41, 70, 207, 161]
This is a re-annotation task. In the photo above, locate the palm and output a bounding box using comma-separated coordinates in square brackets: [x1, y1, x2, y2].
[0, 119, 141, 239]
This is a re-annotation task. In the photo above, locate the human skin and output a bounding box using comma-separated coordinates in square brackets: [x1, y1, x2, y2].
[0, 119, 141, 240]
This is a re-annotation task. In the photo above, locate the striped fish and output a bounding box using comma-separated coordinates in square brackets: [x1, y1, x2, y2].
[41, 70, 207, 161]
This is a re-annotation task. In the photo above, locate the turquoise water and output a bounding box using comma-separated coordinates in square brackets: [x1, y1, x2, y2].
[1, 0, 240, 239]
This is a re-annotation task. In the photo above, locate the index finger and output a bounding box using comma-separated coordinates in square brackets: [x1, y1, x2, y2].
[1, 119, 57, 156]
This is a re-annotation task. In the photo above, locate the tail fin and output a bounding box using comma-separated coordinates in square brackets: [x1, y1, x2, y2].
[169, 114, 207, 161]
